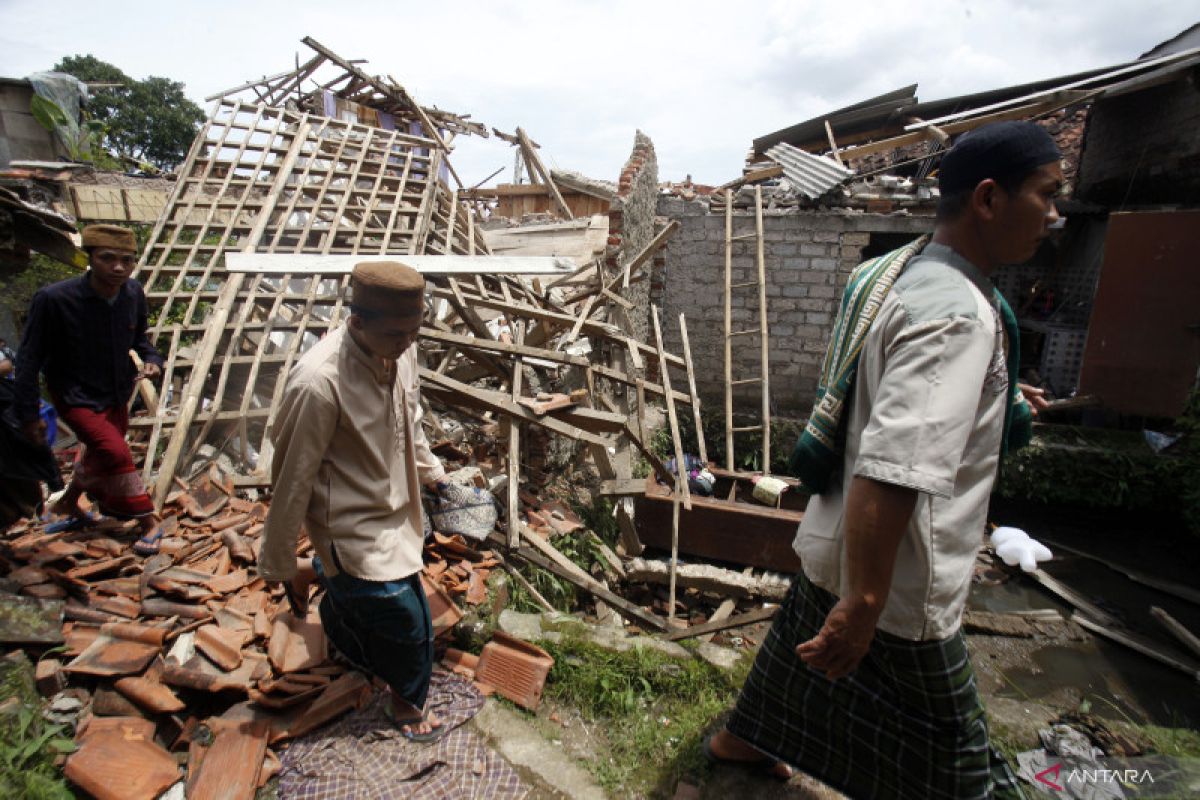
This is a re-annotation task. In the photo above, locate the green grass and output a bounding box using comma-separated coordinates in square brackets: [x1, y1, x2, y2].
[536, 634, 750, 797]
[1137, 724, 1200, 759]
[0, 653, 75, 799]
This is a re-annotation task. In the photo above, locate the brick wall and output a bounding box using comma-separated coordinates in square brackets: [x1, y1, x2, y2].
[1077, 75, 1200, 207]
[655, 197, 931, 417]
[607, 130, 659, 344]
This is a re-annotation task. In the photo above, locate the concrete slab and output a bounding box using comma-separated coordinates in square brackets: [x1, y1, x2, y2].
[469, 699, 607, 800]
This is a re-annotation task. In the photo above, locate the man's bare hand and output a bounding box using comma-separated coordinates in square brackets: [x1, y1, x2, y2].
[22, 418, 47, 446]
[139, 362, 162, 381]
[270, 559, 316, 615]
[1018, 383, 1049, 417]
[796, 594, 879, 680]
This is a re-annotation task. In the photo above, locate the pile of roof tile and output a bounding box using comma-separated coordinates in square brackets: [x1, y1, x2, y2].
[0, 463, 545, 799]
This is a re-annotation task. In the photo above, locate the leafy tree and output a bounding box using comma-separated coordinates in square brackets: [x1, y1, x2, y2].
[52, 54, 204, 171]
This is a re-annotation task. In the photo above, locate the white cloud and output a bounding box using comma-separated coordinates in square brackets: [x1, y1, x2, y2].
[0, 0, 1195, 184]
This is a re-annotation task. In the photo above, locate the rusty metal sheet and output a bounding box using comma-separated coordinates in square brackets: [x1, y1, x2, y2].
[1079, 210, 1200, 417]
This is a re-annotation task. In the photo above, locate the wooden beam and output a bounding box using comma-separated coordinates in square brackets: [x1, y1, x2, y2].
[151, 276, 242, 507]
[421, 369, 613, 447]
[678, 314, 707, 466]
[515, 127, 573, 220]
[663, 606, 778, 642]
[225, 253, 578, 275]
[1150, 606, 1200, 660]
[493, 532, 667, 632]
[301, 36, 451, 152]
[507, 322, 525, 549]
[1072, 613, 1200, 682]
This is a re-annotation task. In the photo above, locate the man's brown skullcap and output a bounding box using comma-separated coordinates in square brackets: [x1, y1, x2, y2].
[350, 260, 425, 314]
[81, 224, 137, 253]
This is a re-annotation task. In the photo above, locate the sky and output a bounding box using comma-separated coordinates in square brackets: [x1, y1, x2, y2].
[1, 1, 1196, 187]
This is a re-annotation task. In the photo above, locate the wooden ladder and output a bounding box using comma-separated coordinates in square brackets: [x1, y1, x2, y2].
[723, 186, 771, 471]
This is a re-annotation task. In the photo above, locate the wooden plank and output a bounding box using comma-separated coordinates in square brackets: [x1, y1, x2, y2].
[1150, 606, 1200, 660]
[663, 605, 779, 642]
[755, 185, 771, 471]
[302, 36, 450, 152]
[421, 369, 612, 447]
[723, 189, 734, 470]
[1072, 613, 1200, 682]
[515, 127, 573, 220]
[495, 532, 667, 632]
[1024, 568, 1120, 628]
[507, 322, 525, 549]
[839, 92, 1093, 162]
[678, 314, 707, 465]
[824, 119, 844, 166]
[151, 276, 243, 506]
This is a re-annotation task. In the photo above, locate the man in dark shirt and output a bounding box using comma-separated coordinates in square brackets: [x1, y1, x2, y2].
[15, 224, 168, 553]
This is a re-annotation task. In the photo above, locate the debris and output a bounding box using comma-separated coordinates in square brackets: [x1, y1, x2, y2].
[473, 631, 554, 711]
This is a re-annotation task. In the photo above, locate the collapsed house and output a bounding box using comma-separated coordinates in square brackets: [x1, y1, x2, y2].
[655, 28, 1200, 429]
[2, 27, 1200, 796]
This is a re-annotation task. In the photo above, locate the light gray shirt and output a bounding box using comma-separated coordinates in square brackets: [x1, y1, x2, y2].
[795, 243, 1011, 640]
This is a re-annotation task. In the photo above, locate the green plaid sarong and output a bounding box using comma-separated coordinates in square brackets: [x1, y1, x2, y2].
[726, 572, 1027, 799]
[787, 237, 1032, 493]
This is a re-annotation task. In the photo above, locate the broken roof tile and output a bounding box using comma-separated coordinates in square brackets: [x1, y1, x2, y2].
[65, 716, 180, 800]
[194, 624, 245, 672]
[115, 675, 187, 714]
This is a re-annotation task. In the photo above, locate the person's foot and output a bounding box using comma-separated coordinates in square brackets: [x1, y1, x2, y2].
[42, 510, 99, 534]
[704, 729, 794, 780]
[386, 694, 444, 742]
[400, 711, 442, 738]
[132, 522, 166, 555]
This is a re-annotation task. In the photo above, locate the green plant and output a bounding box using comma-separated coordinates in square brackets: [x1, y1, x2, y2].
[0, 654, 75, 799]
[536, 634, 750, 795]
[995, 416, 1200, 536]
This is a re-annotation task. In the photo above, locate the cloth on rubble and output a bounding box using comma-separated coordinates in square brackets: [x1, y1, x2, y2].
[12, 273, 162, 425]
[427, 480, 498, 541]
[725, 572, 1027, 800]
[314, 554, 434, 710]
[57, 403, 153, 518]
[786, 236, 1032, 494]
[260, 325, 445, 584]
[662, 454, 714, 496]
[278, 672, 523, 800]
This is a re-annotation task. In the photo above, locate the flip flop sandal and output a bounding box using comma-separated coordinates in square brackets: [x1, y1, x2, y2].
[702, 734, 791, 781]
[43, 512, 100, 534]
[132, 525, 166, 556]
[383, 699, 447, 744]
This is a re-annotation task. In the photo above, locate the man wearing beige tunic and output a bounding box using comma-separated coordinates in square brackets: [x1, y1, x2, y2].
[261, 261, 450, 742]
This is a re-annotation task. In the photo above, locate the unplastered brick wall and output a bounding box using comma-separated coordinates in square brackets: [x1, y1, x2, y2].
[607, 130, 659, 344]
[655, 196, 930, 417]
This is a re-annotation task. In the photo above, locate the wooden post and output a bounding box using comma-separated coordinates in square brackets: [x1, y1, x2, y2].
[678, 314, 707, 465]
[755, 186, 771, 472]
[723, 189, 734, 470]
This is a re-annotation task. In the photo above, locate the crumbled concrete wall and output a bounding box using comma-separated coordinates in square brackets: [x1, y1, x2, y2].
[655, 197, 930, 417]
[1077, 76, 1200, 207]
[607, 131, 658, 344]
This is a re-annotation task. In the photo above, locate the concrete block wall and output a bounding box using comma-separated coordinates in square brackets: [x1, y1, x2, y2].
[655, 197, 930, 418]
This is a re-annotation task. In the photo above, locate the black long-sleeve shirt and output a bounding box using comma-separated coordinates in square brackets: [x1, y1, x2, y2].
[13, 273, 163, 423]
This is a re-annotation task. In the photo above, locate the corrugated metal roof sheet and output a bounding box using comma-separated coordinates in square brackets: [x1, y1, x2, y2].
[764, 143, 853, 199]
